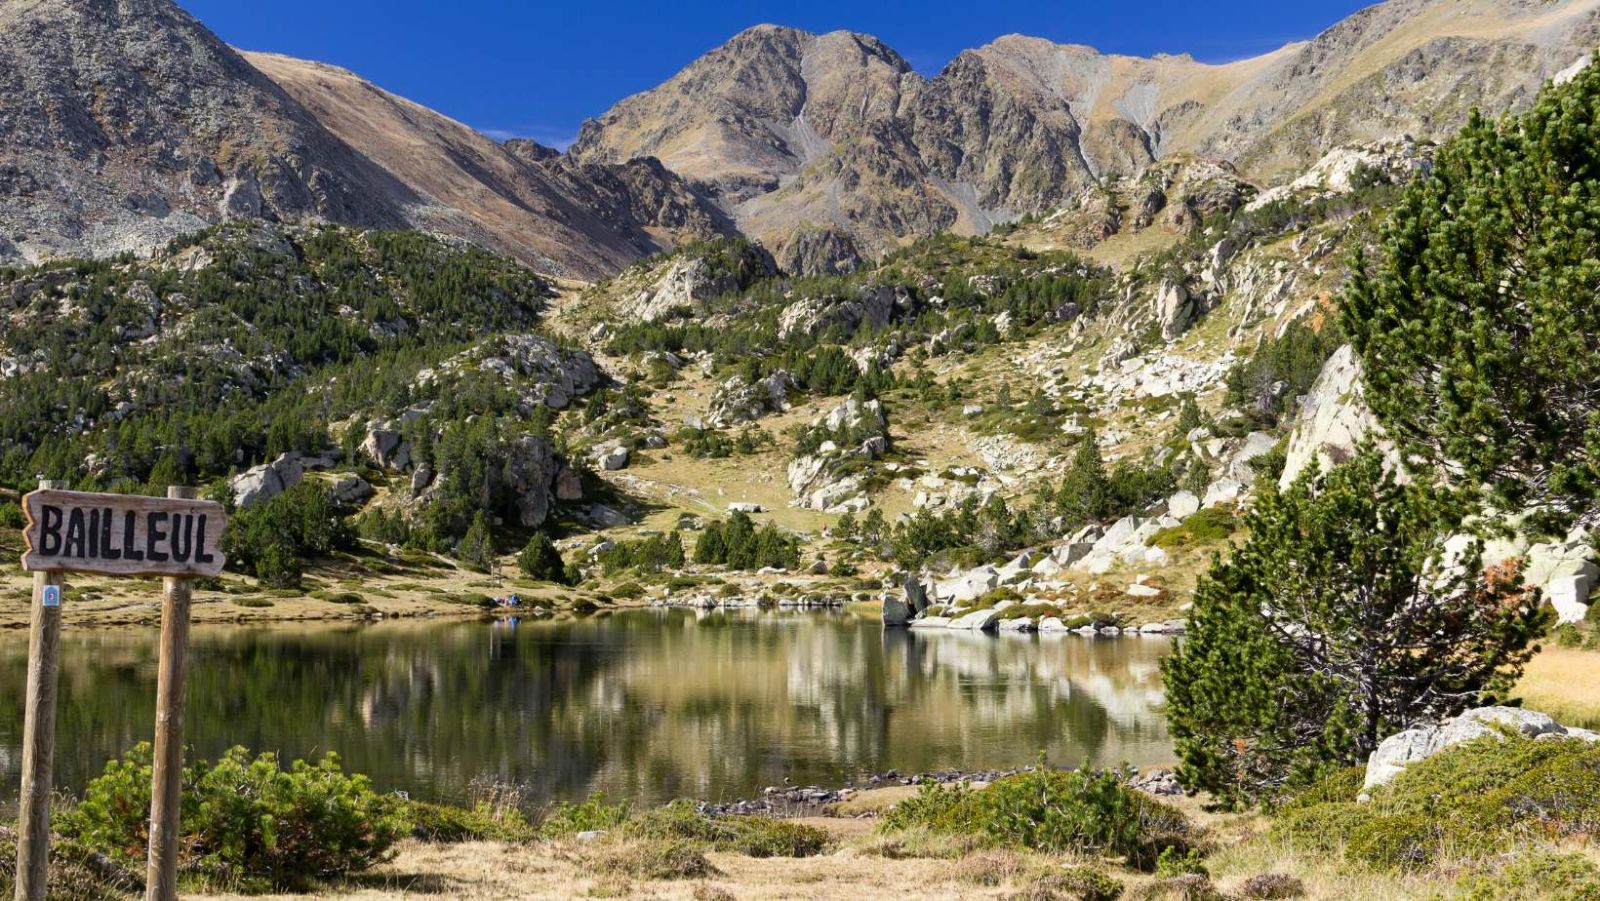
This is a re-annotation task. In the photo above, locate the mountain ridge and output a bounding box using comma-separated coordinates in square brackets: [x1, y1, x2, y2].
[2, 0, 1595, 277]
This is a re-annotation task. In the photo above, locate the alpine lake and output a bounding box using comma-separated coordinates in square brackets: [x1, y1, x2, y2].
[0, 608, 1174, 812]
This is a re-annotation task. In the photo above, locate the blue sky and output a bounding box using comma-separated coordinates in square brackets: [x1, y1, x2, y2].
[178, 0, 1376, 150]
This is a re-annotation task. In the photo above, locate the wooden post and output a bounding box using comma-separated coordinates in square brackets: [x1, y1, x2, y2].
[145, 486, 197, 901]
[15, 479, 68, 901]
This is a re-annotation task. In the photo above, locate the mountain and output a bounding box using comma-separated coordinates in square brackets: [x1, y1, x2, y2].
[0, 0, 412, 264]
[574, 0, 1599, 255]
[3, 0, 1595, 278]
[0, 0, 729, 278]
[242, 52, 733, 277]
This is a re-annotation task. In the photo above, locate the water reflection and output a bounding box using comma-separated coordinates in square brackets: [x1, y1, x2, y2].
[0, 609, 1172, 810]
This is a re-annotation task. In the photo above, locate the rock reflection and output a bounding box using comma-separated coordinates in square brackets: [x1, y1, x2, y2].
[0, 610, 1171, 810]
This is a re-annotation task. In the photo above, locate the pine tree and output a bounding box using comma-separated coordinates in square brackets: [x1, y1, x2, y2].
[458, 511, 496, 573]
[1344, 55, 1600, 530]
[1055, 432, 1111, 526]
[517, 533, 566, 583]
[1161, 449, 1547, 808]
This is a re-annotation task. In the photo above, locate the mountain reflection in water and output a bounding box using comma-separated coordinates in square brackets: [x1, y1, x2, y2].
[0, 608, 1172, 810]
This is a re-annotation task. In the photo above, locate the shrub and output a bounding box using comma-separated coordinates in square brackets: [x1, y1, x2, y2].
[1342, 813, 1446, 871]
[62, 744, 408, 892]
[880, 760, 1191, 868]
[310, 590, 364, 605]
[1238, 873, 1305, 899]
[1154, 847, 1208, 878]
[1457, 850, 1600, 901]
[540, 793, 631, 838]
[408, 800, 535, 843]
[623, 801, 828, 858]
[232, 596, 274, 608]
[1273, 735, 1600, 872]
[1149, 509, 1234, 550]
[592, 837, 718, 880]
[1129, 875, 1228, 901]
[223, 482, 355, 588]
[1007, 866, 1124, 901]
[517, 532, 568, 583]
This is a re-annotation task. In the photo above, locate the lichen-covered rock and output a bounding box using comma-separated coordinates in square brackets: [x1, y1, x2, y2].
[1280, 345, 1384, 487]
[415, 335, 599, 413]
[777, 284, 900, 342]
[229, 452, 305, 509]
[776, 227, 864, 277]
[707, 370, 796, 427]
[1362, 707, 1596, 796]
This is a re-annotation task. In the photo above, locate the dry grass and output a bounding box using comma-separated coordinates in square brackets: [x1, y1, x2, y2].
[1515, 645, 1600, 728]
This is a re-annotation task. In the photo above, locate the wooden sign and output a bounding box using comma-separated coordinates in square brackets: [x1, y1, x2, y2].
[20, 489, 226, 578]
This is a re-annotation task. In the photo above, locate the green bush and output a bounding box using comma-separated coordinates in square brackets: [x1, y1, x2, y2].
[1273, 735, 1600, 871]
[540, 793, 631, 838]
[880, 761, 1191, 868]
[232, 596, 274, 608]
[310, 590, 364, 605]
[1457, 850, 1600, 901]
[408, 800, 535, 843]
[623, 800, 829, 858]
[1149, 509, 1235, 550]
[1342, 813, 1447, 871]
[517, 533, 568, 583]
[223, 483, 356, 589]
[1154, 847, 1209, 878]
[62, 744, 408, 892]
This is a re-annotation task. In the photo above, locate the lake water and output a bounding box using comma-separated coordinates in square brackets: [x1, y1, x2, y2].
[0, 609, 1174, 811]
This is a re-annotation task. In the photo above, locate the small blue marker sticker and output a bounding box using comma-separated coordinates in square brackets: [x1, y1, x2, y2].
[41, 585, 60, 608]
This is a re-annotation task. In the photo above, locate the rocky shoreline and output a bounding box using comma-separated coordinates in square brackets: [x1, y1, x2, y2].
[694, 765, 1185, 818]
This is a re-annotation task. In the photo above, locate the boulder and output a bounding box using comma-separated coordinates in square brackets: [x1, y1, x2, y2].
[903, 573, 931, 616]
[362, 427, 411, 472]
[707, 370, 796, 427]
[553, 464, 584, 501]
[998, 616, 1035, 632]
[503, 435, 560, 527]
[1362, 707, 1594, 796]
[728, 502, 763, 513]
[910, 616, 953, 629]
[1097, 516, 1145, 554]
[1202, 478, 1245, 509]
[1037, 616, 1070, 633]
[1167, 490, 1201, 520]
[1525, 539, 1599, 624]
[777, 227, 864, 278]
[1228, 432, 1280, 483]
[778, 284, 897, 342]
[949, 608, 1001, 631]
[229, 452, 304, 509]
[594, 444, 630, 472]
[1155, 281, 1196, 341]
[328, 475, 373, 506]
[1280, 345, 1385, 488]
